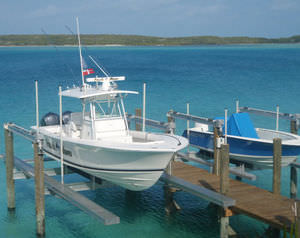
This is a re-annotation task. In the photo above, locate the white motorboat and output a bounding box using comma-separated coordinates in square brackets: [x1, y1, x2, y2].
[33, 19, 188, 191]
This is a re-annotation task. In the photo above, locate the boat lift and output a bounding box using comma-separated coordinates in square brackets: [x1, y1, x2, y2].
[3, 118, 239, 236]
[127, 111, 256, 181]
[11, 108, 300, 237]
[3, 123, 120, 231]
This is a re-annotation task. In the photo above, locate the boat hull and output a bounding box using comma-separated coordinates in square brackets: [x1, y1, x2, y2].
[42, 134, 176, 191]
[184, 130, 300, 168]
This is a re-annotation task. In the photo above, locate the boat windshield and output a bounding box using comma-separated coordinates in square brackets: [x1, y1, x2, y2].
[94, 98, 121, 119]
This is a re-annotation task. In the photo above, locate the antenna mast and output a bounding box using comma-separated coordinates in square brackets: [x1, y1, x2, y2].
[76, 17, 85, 86]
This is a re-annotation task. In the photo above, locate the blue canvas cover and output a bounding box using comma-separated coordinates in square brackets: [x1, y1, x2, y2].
[214, 113, 259, 139]
[228, 113, 259, 138]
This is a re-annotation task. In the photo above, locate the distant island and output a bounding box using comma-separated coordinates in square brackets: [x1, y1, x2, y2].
[1, 34, 300, 46]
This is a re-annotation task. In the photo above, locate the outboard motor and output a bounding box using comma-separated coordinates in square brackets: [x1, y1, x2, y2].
[62, 111, 72, 124]
[40, 112, 60, 126]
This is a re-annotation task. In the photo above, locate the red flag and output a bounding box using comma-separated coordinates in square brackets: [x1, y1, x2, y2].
[83, 68, 95, 76]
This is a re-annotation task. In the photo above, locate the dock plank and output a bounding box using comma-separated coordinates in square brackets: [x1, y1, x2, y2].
[172, 161, 295, 229]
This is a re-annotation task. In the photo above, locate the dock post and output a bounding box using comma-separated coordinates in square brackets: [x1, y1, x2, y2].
[167, 110, 175, 134]
[268, 138, 282, 238]
[272, 138, 282, 195]
[219, 144, 230, 238]
[163, 181, 180, 215]
[291, 119, 298, 135]
[135, 108, 142, 131]
[290, 119, 298, 199]
[220, 144, 230, 195]
[164, 110, 180, 214]
[165, 110, 176, 176]
[34, 142, 45, 237]
[213, 122, 221, 175]
[4, 124, 15, 211]
[296, 201, 300, 238]
[290, 165, 297, 199]
[164, 154, 180, 215]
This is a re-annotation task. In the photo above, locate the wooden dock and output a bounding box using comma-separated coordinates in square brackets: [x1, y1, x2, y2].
[170, 161, 295, 229]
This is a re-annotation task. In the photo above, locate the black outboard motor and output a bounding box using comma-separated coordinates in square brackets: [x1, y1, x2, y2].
[40, 112, 60, 126]
[62, 111, 72, 124]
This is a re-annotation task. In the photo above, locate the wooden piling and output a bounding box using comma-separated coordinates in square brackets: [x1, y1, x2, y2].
[5, 126, 15, 211]
[220, 144, 230, 195]
[219, 143, 230, 238]
[164, 111, 180, 214]
[135, 108, 142, 131]
[272, 138, 282, 195]
[291, 120, 298, 135]
[167, 110, 175, 134]
[220, 211, 230, 238]
[213, 126, 221, 175]
[290, 166, 297, 199]
[297, 201, 300, 238]
[34, 142, 45, 236]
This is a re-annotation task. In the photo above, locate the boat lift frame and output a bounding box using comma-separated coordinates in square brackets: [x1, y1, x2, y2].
[8, 107, 300, 237]
[127, 111, 256, 181]
[3, 122, 120, 236]
[3, 118, 239, 237]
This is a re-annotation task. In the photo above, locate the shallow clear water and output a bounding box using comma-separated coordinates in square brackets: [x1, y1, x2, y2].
[1, 44, 300, 237]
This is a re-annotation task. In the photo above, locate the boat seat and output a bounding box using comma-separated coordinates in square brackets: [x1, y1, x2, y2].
[64, 121, 80, 138]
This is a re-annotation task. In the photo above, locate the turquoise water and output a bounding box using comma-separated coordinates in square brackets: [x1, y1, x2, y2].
[1, 44, 300, 237]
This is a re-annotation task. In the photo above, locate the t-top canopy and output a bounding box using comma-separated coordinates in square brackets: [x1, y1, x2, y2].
[60, 86, 138, 100]
[86, 76, 125, 83]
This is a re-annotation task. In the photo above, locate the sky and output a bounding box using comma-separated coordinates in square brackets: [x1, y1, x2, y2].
[1, 0, 300, 37]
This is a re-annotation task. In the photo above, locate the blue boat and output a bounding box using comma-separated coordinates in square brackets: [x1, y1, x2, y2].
[183, 112, 300, 168]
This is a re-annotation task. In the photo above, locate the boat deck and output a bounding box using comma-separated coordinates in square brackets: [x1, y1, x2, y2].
[172, 161, 295, 229]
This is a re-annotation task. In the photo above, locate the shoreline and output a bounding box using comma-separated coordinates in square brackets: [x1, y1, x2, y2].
[1, 34, 300, 47]
[1, 42, 300, 47]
